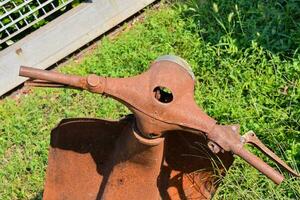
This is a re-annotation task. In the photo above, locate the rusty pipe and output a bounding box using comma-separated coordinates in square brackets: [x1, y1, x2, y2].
[232, 145, 284, 184]
[20, 66, 89, 89]
[101, 123, 164, 199]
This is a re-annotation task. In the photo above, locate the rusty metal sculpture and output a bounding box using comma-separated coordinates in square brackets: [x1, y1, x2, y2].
[19, 55, 299, 200]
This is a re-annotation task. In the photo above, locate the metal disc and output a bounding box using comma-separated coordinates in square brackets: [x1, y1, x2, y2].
[154, 55, 195, 81]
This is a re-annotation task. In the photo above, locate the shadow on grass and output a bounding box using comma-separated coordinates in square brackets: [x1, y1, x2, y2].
[32, 190, 43, 200]
[182, 0, 300, 57]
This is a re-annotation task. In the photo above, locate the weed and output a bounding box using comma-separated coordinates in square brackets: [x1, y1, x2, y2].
[182, 0, 300, 57]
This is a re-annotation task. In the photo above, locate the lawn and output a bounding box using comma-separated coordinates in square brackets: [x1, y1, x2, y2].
[0, 1, 299, 199]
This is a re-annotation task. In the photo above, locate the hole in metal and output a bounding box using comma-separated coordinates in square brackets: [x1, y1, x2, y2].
[153, 86, 173, 103]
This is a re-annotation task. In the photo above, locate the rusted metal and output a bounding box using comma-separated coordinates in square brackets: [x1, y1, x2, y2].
[43, 118, 128, 200]
[19, 55, 299, 199]
[43, 117, 233, 200]
[242, 131, 300, 177]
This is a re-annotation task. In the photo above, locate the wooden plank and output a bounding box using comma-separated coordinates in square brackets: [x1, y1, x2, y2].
[0, 0, 155, 96]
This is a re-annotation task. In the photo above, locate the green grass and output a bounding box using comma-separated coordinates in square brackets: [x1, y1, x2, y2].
[0, 1, 300, 199]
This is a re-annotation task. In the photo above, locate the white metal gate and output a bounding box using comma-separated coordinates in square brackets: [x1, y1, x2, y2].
[1, 0, 77, 46]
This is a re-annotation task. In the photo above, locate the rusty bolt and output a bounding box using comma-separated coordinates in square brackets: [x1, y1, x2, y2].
[87, 74, 100, 87]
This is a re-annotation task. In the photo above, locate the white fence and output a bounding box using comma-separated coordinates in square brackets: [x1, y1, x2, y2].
[1, 0, 76, 46]
[0, 0, 156, 96]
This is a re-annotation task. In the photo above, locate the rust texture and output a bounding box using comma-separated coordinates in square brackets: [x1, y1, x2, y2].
[19, 55, 299, 199]
[43, 116, 233, 200]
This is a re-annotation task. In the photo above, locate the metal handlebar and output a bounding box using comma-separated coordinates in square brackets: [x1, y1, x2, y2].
[19, 55, 299, 185]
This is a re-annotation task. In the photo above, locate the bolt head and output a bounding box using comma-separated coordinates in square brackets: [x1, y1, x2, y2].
[87, 74, 100, 87]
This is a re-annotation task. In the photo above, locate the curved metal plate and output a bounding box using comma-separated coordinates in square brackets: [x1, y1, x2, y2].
[43, 117, 233, 200]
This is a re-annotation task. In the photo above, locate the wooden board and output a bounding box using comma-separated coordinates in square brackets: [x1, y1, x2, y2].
[0, 0, 155, 96]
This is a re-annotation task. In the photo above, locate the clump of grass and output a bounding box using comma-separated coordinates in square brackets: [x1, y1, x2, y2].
[0, 1, 299, 199]
[183, 0, 300, 57]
